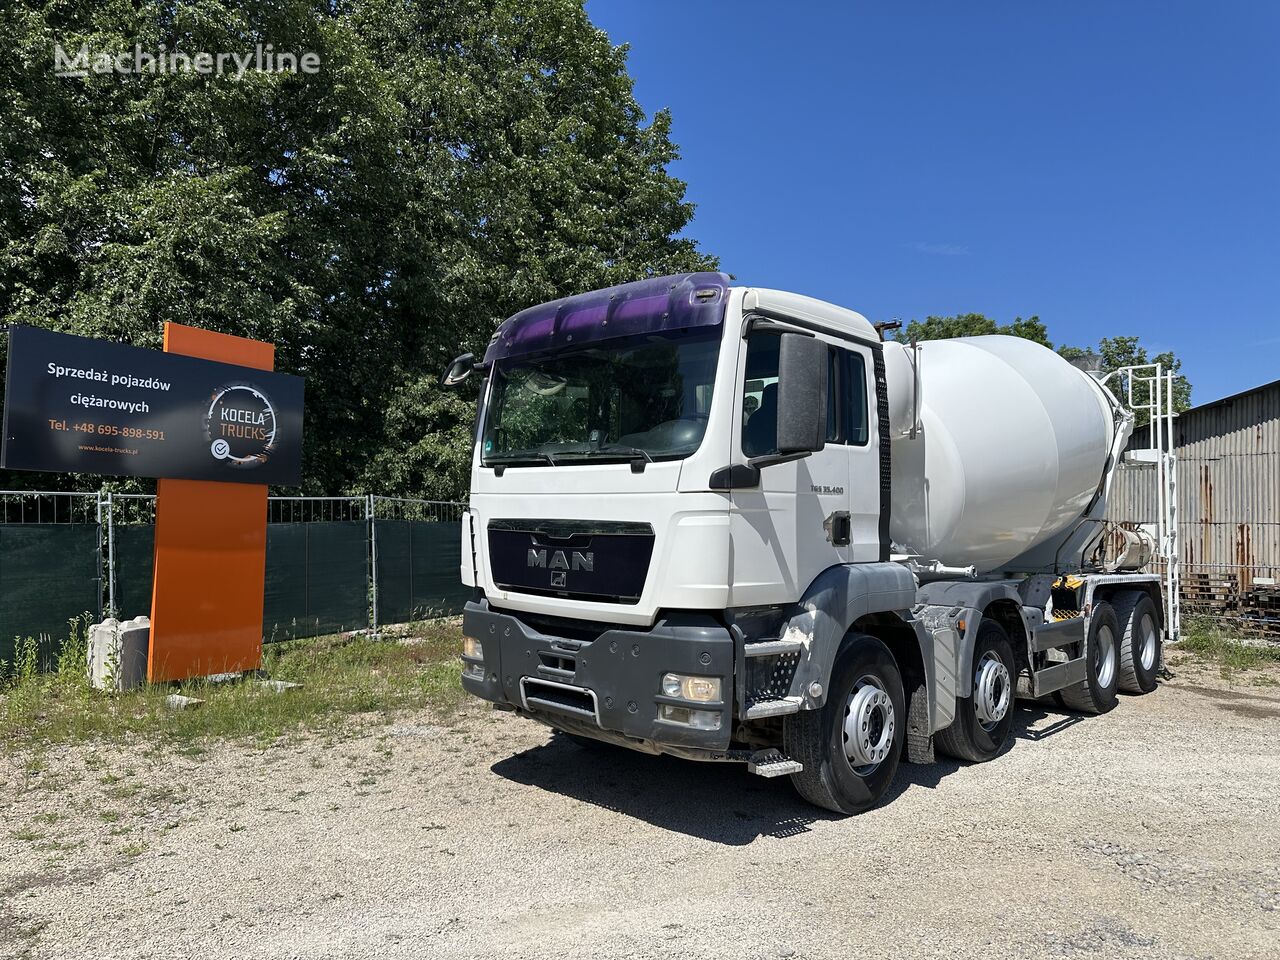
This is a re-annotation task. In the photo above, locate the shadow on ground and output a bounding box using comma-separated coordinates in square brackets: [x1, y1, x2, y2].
[490, 699, 1089, 845]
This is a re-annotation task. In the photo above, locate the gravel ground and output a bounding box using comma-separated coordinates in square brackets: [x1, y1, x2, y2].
[3, 655, 1278, 960]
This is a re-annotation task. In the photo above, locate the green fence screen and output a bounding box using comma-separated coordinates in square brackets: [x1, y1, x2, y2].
[0, 524, 101, 669]
[113, 524, 155, 620]
[263, 522, 368, 641]
[375, 520, 470, 624]
[1, 505, 470, 673]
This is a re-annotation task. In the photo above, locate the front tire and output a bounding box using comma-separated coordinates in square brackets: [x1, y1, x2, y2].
[935, 620, 1016, 762]
[1058, 602, 1120, 714]
[785, 634, 905, 815]
[1114, 592, 1161, 694]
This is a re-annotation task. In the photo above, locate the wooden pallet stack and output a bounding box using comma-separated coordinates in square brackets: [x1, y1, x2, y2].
[1179, 570, 1240, 617]
[1239, 579, 1280, 636]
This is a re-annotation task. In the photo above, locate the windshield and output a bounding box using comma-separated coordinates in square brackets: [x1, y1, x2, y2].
[482, 328, 721, 465]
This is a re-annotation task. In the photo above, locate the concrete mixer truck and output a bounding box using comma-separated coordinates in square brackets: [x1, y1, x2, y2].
[442, 272, 1173, 814]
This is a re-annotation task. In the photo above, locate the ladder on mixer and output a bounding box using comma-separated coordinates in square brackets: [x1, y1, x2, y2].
[1105, 363, 1182, 641]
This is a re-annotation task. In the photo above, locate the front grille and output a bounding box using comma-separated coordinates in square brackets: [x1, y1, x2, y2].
[488, 519, 655, 604]
[537, 650, 576, 681]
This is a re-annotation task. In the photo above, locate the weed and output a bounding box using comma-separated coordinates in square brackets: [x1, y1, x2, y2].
[1178, 618, 1280, 673]
[0, 621, 466, 760]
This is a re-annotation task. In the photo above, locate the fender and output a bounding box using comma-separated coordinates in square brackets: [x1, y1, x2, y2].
[779, 562, 926, 712]
[916, 579, 1039, 699]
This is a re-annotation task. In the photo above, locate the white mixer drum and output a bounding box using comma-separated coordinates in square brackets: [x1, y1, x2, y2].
[883, 335, 1119, 573]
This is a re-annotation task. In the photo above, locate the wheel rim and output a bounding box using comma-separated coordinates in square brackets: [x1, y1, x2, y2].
[1095, 624, 1116, 689]
[1138, 613, 1158, 671]
[842, 675, 895, 776]
[974, 650, 1011, 732]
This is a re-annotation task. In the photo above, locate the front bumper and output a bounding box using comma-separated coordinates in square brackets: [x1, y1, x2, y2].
[460, 599, 734, 753]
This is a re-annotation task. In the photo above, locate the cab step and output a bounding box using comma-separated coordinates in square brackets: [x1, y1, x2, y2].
[747, 749, 803, 778]
[743, 638, 804, 657]
[744, 696, 803, 719]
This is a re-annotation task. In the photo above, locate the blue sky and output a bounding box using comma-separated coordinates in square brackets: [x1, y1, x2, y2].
[585, 1, 1279, 404]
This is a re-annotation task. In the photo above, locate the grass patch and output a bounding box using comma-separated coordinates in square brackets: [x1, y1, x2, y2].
[1177, 617, 1280, 673]
[0, 619, 466, 759]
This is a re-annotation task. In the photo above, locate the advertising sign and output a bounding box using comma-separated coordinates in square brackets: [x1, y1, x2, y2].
[2, 325, 304, 485]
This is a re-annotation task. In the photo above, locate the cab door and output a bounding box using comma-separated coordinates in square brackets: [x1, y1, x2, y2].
[837, 344, 881, 562]
[729, 324, 852, 607]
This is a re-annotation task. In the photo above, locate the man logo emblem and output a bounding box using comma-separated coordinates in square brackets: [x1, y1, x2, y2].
[550, 571, 567, 588]
[526, 548, 593, 572]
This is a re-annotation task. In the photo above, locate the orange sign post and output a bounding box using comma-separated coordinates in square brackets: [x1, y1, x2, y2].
[147, 323, 275, 682]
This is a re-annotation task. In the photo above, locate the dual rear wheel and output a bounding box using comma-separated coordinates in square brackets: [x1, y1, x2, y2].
[1058, 593, 1162, 713]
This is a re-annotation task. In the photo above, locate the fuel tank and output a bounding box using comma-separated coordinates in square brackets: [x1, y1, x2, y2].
[883, 335, 1125, 573]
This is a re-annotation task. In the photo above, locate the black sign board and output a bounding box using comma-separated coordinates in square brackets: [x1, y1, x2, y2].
[2, 326, 304, 485]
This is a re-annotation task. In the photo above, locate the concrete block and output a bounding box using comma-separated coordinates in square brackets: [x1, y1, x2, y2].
[258, 680, 302, 693]
[165, 694, 204, 711]
[88, 617, 149, 691]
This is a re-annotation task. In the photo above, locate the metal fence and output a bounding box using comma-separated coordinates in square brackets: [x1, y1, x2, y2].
[0, 490, 470, 670]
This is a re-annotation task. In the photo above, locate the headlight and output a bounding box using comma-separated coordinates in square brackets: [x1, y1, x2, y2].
[462, 636, 483, 660]
[658, 704, 721, 730]
[661, 673, 721, 702]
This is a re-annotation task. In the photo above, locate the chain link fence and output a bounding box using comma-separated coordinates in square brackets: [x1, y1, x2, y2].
[0, 490, 470, 670]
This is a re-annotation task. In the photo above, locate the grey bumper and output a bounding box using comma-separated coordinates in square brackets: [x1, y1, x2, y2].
[460, 599, 734, 752]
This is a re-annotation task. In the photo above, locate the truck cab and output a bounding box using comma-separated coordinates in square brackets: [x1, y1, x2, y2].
[446, 272, 1167, 814]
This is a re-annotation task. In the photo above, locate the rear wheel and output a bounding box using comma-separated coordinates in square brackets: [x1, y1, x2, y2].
[785, 634, 905, 815]
[935, 620, 1016, 762]
[1058, 601, 1120, 714]
[1114, 592, 1161, 694]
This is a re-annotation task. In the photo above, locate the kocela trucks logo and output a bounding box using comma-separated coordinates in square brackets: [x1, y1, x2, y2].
[204, 384, 278, 469]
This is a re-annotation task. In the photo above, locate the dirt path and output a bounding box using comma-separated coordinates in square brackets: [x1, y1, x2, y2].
[3, 663, 1278, 960]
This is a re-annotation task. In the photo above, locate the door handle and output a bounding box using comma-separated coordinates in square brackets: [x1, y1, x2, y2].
[825, 511, 851, 546]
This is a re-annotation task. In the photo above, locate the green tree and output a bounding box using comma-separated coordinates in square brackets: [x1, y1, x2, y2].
[351, 0, 716, 499]
[895, 315, 1191, 425]
[0, 0, 715, 499]
[1059, 336, 1192, 422]
[893, 313, 1053, 348]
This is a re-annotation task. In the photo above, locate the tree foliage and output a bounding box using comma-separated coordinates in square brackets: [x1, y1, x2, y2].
[895, 313, 1192, 424]
[0, 0, 715, 498]
[893, 313, 1052, 349]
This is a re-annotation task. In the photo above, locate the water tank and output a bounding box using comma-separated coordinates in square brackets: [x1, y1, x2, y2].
[883, 335, 1122, 573]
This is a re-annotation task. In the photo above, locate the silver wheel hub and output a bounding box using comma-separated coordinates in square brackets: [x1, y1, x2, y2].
[974, 651, 1011, 731]
[842, 677, 895, 774]
[1096, 624, 1116, 689]
[1139, 614, 1158, 671]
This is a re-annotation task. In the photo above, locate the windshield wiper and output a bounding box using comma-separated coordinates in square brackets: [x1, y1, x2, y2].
[596, 444, 653, 463]
[556, 444, 654, 473]
[486, 452, 557, 475]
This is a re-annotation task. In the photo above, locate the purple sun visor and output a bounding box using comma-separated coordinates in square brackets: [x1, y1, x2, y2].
[483, 272, 731, 364]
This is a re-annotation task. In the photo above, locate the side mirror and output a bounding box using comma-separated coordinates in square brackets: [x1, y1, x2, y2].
[441, 353, 475, 387]
[775, 333, 828, 455]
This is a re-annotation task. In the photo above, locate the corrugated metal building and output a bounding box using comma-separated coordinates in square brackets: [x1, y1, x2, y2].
[1108, 378, 1280, 631]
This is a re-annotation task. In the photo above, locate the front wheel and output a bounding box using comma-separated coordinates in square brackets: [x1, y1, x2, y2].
[935, 620, 1016, 762]
[785, 634, 905, 815]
